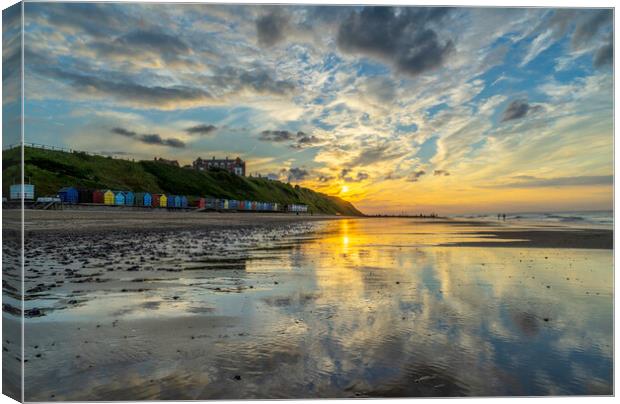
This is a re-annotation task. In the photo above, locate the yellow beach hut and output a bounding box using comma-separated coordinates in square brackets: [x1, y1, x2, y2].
[103, 190, 115, 205]
[159, 194, 167, 208]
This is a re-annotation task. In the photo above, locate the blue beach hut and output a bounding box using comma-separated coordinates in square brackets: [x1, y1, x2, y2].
[58, 187, 79, 204]
[143, 192, 152, 207]
[114, 191, 126, 205]
[180, 196, 188, 208]
[124, 191, 135, 206]
[167, 195, 175, 208]
[174, 195, 181, 208]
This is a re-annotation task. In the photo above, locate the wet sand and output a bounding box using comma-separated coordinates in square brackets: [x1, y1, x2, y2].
[21, 210, 613, 250]
[445, 228, 613, 249]
[4, 212, 613, 399]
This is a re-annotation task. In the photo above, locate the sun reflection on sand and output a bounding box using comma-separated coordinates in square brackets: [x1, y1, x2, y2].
[22, 218, 612, 399]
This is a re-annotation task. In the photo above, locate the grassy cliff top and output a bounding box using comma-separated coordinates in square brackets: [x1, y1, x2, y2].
[3, 146, 364, 216]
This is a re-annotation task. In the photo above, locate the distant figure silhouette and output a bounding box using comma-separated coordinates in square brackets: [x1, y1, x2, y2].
[497, 214, 501, 221]
[502, 214, 506, 221]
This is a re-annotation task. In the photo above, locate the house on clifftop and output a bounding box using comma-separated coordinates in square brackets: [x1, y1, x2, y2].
[193, 156, 246, 176]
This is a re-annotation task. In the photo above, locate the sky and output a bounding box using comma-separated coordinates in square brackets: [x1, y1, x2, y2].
[3, 3, 614, 214]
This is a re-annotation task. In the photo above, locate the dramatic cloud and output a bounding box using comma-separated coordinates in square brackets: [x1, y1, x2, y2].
[489, 175, 613, 188]
[111, 127, 185, 148]
[256, 10, 289, 47]
[337, 7, 454, 76]
[500, 100, 543, 122]
[406, 170, 426, 182]
[185, 124, 217, 135]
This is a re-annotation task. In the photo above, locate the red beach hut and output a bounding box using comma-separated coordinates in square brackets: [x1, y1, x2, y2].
[93, 190, 105, 204]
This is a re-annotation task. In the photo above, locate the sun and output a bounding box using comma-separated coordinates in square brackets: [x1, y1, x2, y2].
[341, 185, 349, 194]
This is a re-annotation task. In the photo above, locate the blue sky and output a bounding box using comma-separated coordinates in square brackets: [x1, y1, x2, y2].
[2, 3, 614, 214]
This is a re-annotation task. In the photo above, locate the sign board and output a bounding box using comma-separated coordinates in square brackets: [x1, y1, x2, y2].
[9, 184, 35, 200]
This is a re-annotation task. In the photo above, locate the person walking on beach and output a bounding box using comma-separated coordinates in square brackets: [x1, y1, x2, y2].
[502, 213, 506, 221]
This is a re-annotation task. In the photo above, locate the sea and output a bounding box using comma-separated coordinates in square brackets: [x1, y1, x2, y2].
[452, 210, 613, 229]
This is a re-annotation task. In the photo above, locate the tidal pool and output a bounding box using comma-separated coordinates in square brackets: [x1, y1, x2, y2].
[16, 218, 613, 399]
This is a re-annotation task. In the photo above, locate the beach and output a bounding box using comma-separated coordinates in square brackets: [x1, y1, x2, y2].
[5, 210, 613, 399]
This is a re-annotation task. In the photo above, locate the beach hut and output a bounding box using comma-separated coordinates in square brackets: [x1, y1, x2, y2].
[273, 203, 279, 212]
[174, 195, 182, 208]
[58, 187, 79, 204]
[93, 190, 104, 204]
[223, 199, 229, 210]
[114, 191, 125, 205]
[103, 190, 115, 205]
[244, 201, 252, 211]
[198, 198, 206, 209]
[124, 191, 135, 206]
[77, 188, 93, 203]
[135, 192, 151, 207]
[251, 201, 257, 210]
[167, 195, 175, 208]
[180, 196, 188, 208]
[159, 194, 167, 208]
[229, 200, 238, 210]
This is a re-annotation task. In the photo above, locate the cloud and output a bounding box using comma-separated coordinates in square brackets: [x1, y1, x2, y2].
[572, 9, 612, 49]
[317, 174, 334, 183]
[406, 170, 426, 182]
[28, 52, 296, 109]
[287, 167, 309, 182]
[208, 66, 296, 96]
[340, 169, 369, 182]
[259, 130, 322, 149]
[185, 124, 217, 135]
[89, 30, 192, 66]
[256, 10, 290, 47]
[593, 35, 613, 68]
[29, 3, 130, 37]
[337, 7, 454, 77]
[348, 143, 407, 168]
[434, 170, 450, 176]
[35, 64, 213, 109]
[500, 99, 543, 122]
[488, 175, 613, 188]
[259, 130, 296, 142]
[111, 127, 185, 148]
[292, 133, 322, 149]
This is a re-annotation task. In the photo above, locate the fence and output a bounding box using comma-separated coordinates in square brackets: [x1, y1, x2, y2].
[3, 142, 134, 161]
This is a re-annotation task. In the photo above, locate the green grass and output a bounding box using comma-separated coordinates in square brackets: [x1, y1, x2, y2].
[3, 146, 364, 216]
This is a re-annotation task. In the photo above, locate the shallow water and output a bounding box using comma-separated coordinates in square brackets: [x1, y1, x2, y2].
[15, 218, 613, 399]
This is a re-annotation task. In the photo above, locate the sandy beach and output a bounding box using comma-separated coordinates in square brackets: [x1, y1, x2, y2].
[21, 209, 613, 249]
[4, 210, 613, 399]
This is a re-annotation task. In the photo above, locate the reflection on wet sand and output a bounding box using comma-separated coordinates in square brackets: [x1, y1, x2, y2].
[20, 218, 612, 399]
